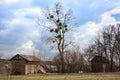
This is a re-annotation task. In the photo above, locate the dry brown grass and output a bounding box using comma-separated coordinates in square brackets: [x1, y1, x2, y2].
[0, 72, 120, 80]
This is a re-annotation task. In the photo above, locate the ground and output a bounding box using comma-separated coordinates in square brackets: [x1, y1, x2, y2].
[0, 72, 120, 80]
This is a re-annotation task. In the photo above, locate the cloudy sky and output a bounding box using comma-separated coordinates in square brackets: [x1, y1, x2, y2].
[0, 0, 120, 59]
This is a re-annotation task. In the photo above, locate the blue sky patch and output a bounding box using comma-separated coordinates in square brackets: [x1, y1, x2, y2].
[112, 14, 120, 21]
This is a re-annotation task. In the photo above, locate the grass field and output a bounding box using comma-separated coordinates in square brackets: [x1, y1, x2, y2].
[0, 72, 120, 80]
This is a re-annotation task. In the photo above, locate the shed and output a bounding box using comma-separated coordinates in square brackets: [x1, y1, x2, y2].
[91, 56, 109, 72]
[10, 54, 46, 75]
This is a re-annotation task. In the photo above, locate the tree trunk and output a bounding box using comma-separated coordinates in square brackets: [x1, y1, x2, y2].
[119, 58, 120, 71]
[58, 38, 65, 73]
[60, 53, 65, 73]
[110, 54, 113, 72]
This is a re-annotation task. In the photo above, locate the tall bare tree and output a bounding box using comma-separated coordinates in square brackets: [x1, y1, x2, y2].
[38, 3, 73, 73]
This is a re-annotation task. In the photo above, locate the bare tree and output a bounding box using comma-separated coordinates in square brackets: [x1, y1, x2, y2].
[54, 45, 84, 73]
[53, 54, 62, 73]
[113, 24, 120, 71]
[84, 43, 98, 72]
[84, 24, 120, 72]
[38, 2, 73, 73]
[0, 60, 12, 80]
[65, 49, 84, 73]
[84, 44, 97, 62]
[101, 25, 117, 72]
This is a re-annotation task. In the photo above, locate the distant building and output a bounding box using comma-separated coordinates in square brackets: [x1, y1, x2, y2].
[42, 61, 57, 73]
[10, 54, 46, 75]
[91, 56, 109, 72]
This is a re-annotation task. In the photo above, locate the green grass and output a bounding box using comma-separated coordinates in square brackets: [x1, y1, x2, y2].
[0, 72, 120, 80]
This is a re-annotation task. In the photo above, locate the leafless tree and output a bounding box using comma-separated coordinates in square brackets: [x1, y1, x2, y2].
[54, 45, 84, 73]
[84, 44, 97, 62]
[103, 25, 115, 72]
[53, 54, 61, 73]
[100, 25, 120, 71]
[0, 60, 12, 80]
[83, 44, 98, 72]
[38, 2, 73, 73]
[113, 24, 120, 71]
[84, 24, 120, 72]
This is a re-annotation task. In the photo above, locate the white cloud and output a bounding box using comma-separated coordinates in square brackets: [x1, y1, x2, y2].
[101, 14, 116, 24]
[101, 7, 120, 24]
[14, 7, 43, 18]
[0, 3, 43, 37]
[72, 7, 120, 49]
[3, 6, 43, 40]
[15, 40, 40, 55]
[72, 22, 99, 49]
[5, 0, 19, 4]
[13, 40, 46, 60]
[21, 40, 34, 49]
[4, 0, 32, 5]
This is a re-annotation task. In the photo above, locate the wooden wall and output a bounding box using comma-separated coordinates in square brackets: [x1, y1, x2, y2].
[12, 61, 25, 75]
[25, 64, 38, 74]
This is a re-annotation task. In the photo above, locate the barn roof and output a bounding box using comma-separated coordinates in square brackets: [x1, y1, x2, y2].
[91, 56, 109, 63]
[19, 54, 40, 61]
[10, 54, 40, 61]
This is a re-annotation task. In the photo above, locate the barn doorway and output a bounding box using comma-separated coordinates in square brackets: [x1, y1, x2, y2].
[14, 70, 21, 75]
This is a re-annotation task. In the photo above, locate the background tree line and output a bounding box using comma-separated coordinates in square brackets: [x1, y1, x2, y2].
[84, 24, 120, 72]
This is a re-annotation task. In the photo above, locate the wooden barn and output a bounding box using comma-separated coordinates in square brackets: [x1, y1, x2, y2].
[10, 54, 46, 75]
[91, 56, 109, 72]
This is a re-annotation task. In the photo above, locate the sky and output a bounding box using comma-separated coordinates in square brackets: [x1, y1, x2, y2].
[0, 0, 120, 59]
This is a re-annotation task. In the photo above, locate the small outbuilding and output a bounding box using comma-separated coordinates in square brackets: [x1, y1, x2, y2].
[91, 56, 109, 72]
[10, 54, 46, 75]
